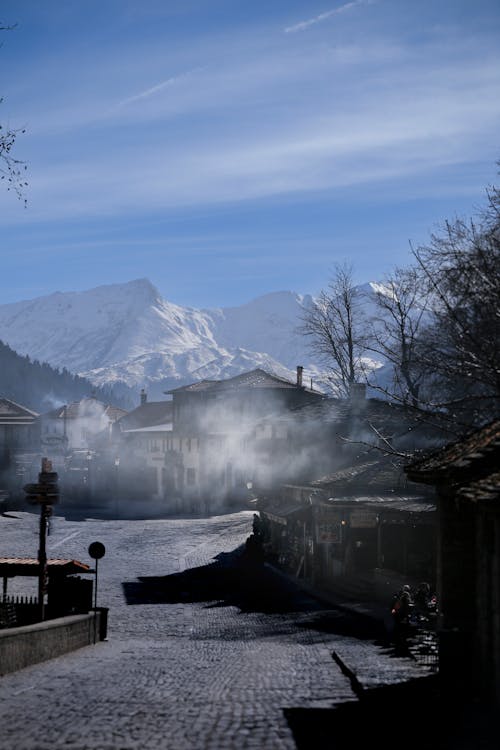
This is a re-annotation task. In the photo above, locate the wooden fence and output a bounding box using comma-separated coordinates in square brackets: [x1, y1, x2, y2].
[0, 595, 39, 628]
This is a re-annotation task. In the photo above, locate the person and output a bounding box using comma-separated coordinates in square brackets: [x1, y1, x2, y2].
[391, 584, 413, 637]
[244, 533, 264, 567]
[414, 581, 431, 617]
[252, 513, 262, 539]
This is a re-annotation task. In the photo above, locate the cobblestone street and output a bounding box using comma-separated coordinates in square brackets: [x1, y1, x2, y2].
[0, 509, 435, 750]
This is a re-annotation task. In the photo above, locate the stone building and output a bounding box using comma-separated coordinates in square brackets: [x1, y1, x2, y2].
[164, 367, 323, 511]
[261, 452, 436, 598]
[406, 419, 500, 705]
[0, 398, 40, 495]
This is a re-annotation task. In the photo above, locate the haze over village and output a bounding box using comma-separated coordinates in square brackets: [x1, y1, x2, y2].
[0, 2, 499, 749]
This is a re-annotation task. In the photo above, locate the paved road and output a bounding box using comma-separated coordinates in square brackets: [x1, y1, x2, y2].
[0, 509, 434, 750]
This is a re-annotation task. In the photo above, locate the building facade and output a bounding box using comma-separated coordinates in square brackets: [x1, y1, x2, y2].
[406, 419, 500, 705]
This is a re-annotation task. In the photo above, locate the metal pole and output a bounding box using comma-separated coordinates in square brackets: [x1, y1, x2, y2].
[303, 521, 306, 579]
[93, 557, 99, 644]
[38, 503, 48, 621]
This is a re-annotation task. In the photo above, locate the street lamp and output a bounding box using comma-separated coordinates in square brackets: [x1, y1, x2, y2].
[114, 458, 120, 517]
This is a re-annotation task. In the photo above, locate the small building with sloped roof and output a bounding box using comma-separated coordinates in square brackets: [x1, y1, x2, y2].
[0, 398, 40, 489]
[260, 451, 436, 596]
[160, 367, 324, 511]
[166, 366, 323, 435]
[0, 397, 39, 455]
[406, 418, 500, 705]
[41, 397, 128, 456]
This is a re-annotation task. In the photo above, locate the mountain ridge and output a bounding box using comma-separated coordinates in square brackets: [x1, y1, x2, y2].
[0, 278, 385, 400]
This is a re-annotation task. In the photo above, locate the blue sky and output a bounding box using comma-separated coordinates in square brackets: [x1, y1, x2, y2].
[1, 0, 499, 308]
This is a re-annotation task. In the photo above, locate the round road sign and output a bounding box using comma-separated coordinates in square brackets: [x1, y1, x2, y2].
[88, 541, 106, 560]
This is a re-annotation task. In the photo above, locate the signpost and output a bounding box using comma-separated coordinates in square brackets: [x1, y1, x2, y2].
[24, 457, 59, 621]
[88, 541, 106, 643]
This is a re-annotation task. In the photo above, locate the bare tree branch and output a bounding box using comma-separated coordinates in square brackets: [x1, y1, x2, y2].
[300, 262, 369, 397]
[0, 22, 28, 205]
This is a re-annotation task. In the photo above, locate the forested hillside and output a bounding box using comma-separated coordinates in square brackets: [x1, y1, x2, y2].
[0, 339, 134, 413]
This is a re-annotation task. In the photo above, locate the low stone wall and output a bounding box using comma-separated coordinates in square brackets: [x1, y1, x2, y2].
[0, 612, 102, 676]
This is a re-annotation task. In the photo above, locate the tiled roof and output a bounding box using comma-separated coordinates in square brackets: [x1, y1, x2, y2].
[309, 453, 430, 496]
[406, 418, 500, 484]
[43, 398, 128, 422]
[265, 397, 342, 423]
[166, 379, 219, 394]
[0, 558, 92, 575]
[0, 397, 39, 423]
[321, 495, 436, 513]
[118, 401, 173, 430]
[458, 471, 500, 504]
[123, 423, 173, 433]
[261, 504, 308, 524]
[105, 404, 129, 422]
[311, 459, 382, 487]
[255, 394, 432, 438]
[167, 368, 318, 395]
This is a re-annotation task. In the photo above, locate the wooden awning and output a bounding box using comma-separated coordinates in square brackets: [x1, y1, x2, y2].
[0, 558, 93, 577]
[262, 504, 306, 526]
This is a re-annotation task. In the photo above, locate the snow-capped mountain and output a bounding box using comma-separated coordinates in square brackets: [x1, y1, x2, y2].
[0, 278, 387, 399]
[0, 279, 317, 397]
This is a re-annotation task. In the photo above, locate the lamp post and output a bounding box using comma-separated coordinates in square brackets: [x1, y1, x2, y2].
[24, 457, 59, 621]
[114, 457, 120, 517]
[88, 541, 106, 643]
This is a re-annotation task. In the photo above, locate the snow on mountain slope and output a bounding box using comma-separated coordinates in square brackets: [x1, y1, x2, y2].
[0, 279, 314, 393]
[0, 279, 217, 370]
[203, 291, 315, 371]
[0, 278, 398, 397]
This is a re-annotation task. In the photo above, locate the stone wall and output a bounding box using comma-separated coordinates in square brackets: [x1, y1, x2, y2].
[0, 612, 102, 676]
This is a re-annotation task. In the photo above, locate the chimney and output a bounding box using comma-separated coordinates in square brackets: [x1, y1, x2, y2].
[296, 366, 304, 388]
[140, 388, 147, 406]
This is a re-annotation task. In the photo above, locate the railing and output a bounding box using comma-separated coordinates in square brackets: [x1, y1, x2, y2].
[411, 629, 440, 672]
[0, 595, 39, 628]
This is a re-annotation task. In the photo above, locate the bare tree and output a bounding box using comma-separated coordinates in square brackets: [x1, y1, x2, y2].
[300, 263, 369, 397]
[367, 267, 429, 409]
[411, 177, 500, 427]
[0, 23, 27, 204]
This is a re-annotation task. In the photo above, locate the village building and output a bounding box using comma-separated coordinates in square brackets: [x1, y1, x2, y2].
[162, 367, 324, 512]
[37, 397, 128, 508]
[0, 397, 40, 498]
[40, 397, 128, 459]
[114, 392, 174, 503]
[256, 387, 447, 600]
[251, 381, 446, 490]
[260, 452, 437, 599]
[406, 418, 500, 706]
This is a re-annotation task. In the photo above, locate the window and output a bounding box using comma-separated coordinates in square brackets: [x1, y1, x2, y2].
[186, 468, 196, 485]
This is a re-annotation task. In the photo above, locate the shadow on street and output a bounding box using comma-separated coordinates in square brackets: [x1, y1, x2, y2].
[121, 545, 497, 748]
[122, 547, 389, 643]
[284, 675, 498, 750]
[122, 548, 325, 614]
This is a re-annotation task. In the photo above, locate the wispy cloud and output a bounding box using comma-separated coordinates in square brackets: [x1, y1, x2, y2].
[8, 61, 499, 226]
[3, 1, 499, 227]
[118, 68, 204, 107]
[284, 0, 372, 34]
